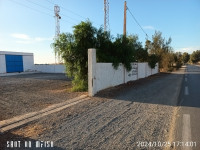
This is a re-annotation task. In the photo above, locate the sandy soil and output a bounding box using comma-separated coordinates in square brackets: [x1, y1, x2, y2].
[0, 73, 85, 121]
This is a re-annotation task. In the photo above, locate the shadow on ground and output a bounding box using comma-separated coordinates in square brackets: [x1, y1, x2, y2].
[95, 71, 200, 109]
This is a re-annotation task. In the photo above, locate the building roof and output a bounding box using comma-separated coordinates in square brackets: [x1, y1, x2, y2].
[0, 51, 33, 56]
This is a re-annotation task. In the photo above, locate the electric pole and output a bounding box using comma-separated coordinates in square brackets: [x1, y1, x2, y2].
[123, 1, 127, 36]
[123, 1, 127, 83]
[54, 5, 61, 38]
[54, 5, 61, 64]
[104, 0, 109, 32]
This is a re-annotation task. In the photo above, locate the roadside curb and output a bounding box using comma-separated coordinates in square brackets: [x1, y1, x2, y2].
[0, 95, 88, 133]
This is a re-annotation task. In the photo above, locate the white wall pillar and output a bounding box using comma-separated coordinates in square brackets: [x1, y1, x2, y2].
[0, 55, 6, 73]
[88, 48, 96, 96]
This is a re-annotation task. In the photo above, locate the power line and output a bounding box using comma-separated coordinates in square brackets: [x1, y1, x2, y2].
[8, 0, 75, 25]
[9, 0, 114, 35]
[9, 0, 53, 17]
[127, 6, 149, 39]
[46, 0, 102, 27]
[28, 0, 81, 23]
[60, 13, 82, 23]
[26, 0, 52, 12]
[46, 0, 87, 20]
[26, 0, 78, 24]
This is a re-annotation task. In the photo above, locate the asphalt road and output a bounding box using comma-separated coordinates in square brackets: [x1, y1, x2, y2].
[174, 64, 200, 150]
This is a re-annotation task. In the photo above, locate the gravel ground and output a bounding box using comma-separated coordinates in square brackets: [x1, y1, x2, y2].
[0, 70, 184, 150]
[0, 73, 85, 121]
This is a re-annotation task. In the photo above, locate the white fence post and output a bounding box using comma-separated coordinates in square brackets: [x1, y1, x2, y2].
[88, 48, 96, 96]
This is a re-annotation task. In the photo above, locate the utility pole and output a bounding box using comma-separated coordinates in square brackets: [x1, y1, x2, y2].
[123, 1, 127, 36]
[54, 5, 61, 39]
[123, 1, 127, 84]
[54, 5, 61, 64]
[104, 0, 109, 32]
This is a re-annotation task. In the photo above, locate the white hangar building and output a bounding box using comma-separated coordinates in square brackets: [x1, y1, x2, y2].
[0, 51, 34, 74]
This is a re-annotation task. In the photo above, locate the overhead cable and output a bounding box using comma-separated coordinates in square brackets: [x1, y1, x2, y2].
[127, 6, 149, 39]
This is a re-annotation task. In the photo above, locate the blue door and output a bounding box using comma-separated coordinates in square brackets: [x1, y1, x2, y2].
[5, 55, 24, 73]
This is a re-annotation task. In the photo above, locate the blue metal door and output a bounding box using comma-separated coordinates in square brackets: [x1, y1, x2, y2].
[5, 55, 24, 73]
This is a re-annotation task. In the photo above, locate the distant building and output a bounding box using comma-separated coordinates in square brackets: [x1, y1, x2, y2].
[0, 51, 34, 74]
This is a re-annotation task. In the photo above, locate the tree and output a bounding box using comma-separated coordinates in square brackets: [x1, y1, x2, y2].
[190, 50, 200, 63]
[132, 35, 148, 62]
[112, 35, 137, 71]
[148, 54, 158, 69]
[52, 21, 97, 91]
[97, 34, 147, 71]
[174, 52, 183, 69]
[96, 28, 115, 63]
[182, 52, 190, 64]
[146, 31, 174, 71]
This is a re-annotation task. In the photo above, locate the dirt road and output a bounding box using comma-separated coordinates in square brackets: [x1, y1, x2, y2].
[0, 69, 184, 149]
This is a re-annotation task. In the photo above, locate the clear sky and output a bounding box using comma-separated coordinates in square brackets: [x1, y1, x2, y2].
[0, 0, 199, 64]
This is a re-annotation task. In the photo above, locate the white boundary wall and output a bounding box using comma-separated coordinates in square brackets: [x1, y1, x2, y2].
[34, 64, 65, 73]
[88, 49, 159, 96]
[23, 55, 34, 72]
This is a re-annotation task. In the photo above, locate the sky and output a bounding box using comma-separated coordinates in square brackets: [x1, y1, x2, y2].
[0, 0, 200, 64]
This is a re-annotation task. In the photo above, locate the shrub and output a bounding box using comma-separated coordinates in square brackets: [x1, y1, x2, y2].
[52, 21, 96, 91]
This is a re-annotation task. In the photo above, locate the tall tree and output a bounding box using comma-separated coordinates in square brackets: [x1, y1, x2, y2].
[190, 50, 200, 63]
[182, 52, 190, 64]
[52, 21, 97, 91]
[145, 31, 174, 71]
